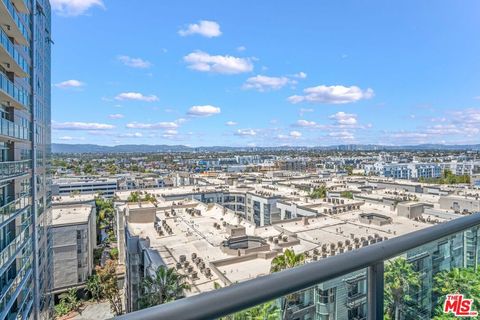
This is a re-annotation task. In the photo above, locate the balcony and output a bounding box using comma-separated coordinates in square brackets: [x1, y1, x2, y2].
[0, 160, 30, 181]
[116, 213, 480, 320]
[0, 220, 29, 271]
[0, 195, 30, 227]
[10, 0, 28, 13]
[0, 0, 29, 45]
[0, 73, 30, 110]
[0, 27, 28, 77]
[0, 117, 29, 140]
[0, 258, 32, 319]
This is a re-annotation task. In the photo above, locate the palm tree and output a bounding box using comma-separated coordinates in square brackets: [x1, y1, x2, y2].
[139, 266, 191, 309]
[384, 258, 420, 320]
[270, 248, 305, 273]
[270, 249, 305, 320]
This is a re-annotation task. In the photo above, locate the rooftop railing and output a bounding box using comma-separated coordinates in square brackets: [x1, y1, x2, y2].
[116, 213, 480, 320]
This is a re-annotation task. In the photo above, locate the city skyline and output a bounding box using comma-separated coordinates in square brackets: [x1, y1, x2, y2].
[52, 0, 480, 147]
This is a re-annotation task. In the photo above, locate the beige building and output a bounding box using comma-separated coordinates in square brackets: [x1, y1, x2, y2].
[51, 204, 96, 295]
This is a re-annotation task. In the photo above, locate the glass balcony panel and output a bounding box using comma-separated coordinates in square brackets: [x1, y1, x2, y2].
[0, 118, 30, 140]
[384, 226, 480, 320]
[0, 195, 30, 225]
[0, 72, 30, 110]
[221, 269, 367, 320]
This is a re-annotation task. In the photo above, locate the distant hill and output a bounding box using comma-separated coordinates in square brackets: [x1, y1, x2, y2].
[52, 143, 480, 154]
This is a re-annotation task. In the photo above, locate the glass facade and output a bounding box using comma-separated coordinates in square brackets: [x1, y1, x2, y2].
[0, 0, 51, 319]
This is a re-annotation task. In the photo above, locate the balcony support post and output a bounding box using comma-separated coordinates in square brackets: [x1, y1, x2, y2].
[367, 261, 384, 320]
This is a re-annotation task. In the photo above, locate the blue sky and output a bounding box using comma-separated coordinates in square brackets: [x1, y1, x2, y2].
[51, 0, 480, 146]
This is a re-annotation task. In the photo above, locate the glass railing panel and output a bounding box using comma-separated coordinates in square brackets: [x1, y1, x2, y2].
[0, 72, 30, 109]
[220, 268, 368, 320]
[0, 27, 28, 74]
[383, 225, 480, 320]
[0, 195, 30, 225]
[0, 219, 30, 269]
[0, 258, 32, 314]
[0, 118, 29, 140]
[0, 160, 30, 179]
[1, 0, 29, 42]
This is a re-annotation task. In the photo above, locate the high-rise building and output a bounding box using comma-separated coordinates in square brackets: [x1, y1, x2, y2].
[0, 0, 52, 319]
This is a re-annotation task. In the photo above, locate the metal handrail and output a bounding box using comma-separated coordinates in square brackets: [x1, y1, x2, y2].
[116, 213, 480, 320]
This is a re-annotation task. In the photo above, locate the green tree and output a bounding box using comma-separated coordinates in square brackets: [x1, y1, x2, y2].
[309, 186, 328, 199]
[127, 191, 141, 202]
[109, 247, 119, 260]
[270, 249, 305, 273]
[96, 260, 123, 315]
[139, 266, 191, 309]
[340, 191, 354, 199]
[384, 258, 420, 320]
[433, 268, 480, 318]
[55, 288, 81, 317]
[221, 301, 280, 320]
[86, 274, 103, 301]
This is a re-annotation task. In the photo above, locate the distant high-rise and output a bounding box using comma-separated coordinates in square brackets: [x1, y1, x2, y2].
[0, 0, 52, 319]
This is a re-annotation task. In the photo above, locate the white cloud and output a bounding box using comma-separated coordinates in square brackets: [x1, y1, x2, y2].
[235, 129, 257, 136]
[58, 136, 73, 141]
[53, 121, 114, 130]
[299, 108, 314, 116]
[237, 46, 246, 52]
[288, 85, 374, 104]
[115, 92, 159, 102]
[178, 20, 222, 38]
[225, 121, 238, 126]
[329, 112, 357, 125]
[126, 122, 178, 129]
[328, 131, 355, 140]
[290, 131, 302, 138]
[243, 75, 291, 91]
[292, 72, 307, 79]
[54, 79, 85, 89]
[117, 55, 152, 68]
[162, 130, 179, 138]
[295, 119, 317, 127]
[121, 132, 143, 138]
[184, 51, 253, 74]
[108, 114, 124, 119]
[50, 0, 104, 16]
[187, 105, 221, 117]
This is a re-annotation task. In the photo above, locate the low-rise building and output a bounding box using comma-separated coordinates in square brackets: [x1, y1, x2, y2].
[51, 204, 96, 296]
[52, 177, 118, 197]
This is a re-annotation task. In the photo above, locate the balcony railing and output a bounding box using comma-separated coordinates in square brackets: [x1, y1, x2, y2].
[0, 0, 29, 44]
[0, 160, 30, 180]
[116, 213, 480, 320]
[0, 195, 30, 226]
[0, 117, 29, 140]
[0, 220, 29, 270]
[0, 258, 32, 318]
[0, 73, 30, 110]
[0, 26, 28, 76]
